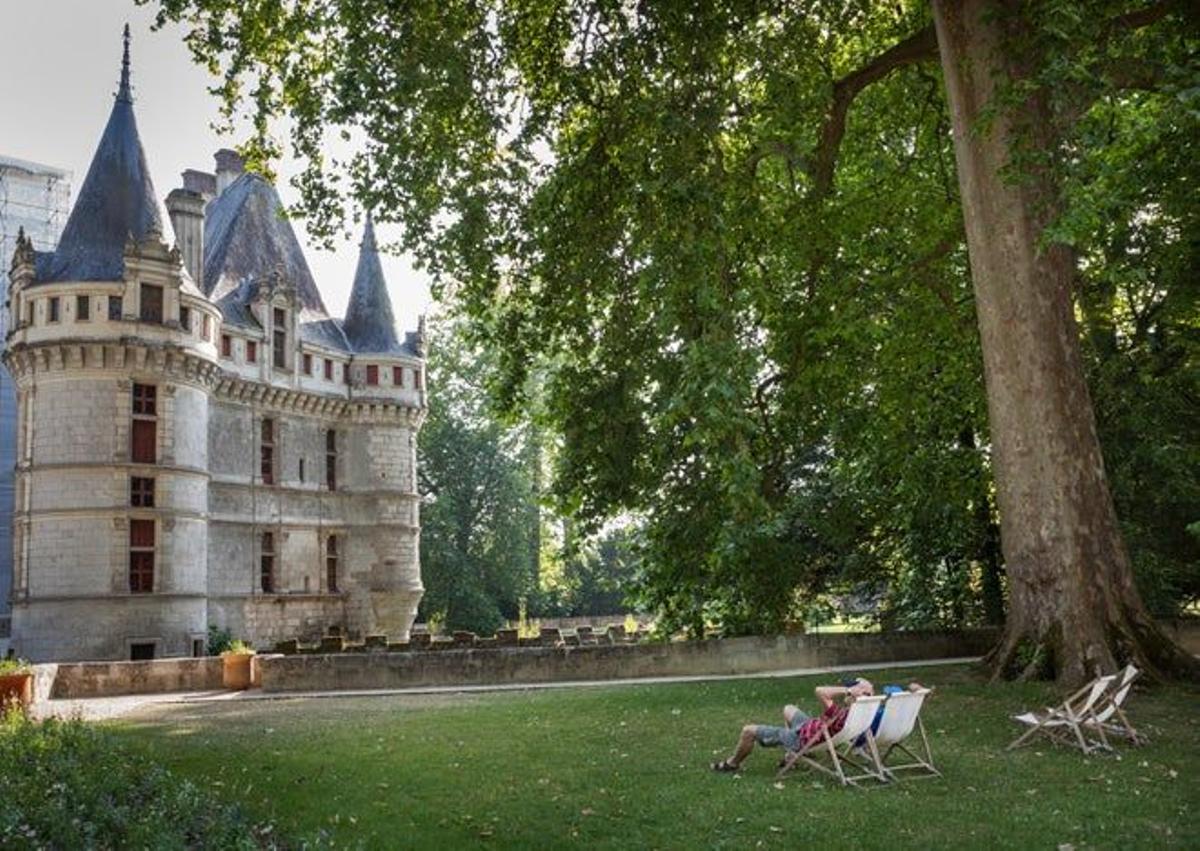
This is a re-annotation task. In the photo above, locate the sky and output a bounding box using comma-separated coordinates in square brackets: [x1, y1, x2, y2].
[0, 0, 433, 329]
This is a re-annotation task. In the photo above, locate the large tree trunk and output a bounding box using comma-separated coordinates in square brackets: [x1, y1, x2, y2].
[930, 0, 1197, 686]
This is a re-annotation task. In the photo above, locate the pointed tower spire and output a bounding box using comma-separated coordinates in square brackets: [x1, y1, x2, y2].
[34, 26, 162, 283]
[342, 214, 401, 353]
[117, 23, 132, 103]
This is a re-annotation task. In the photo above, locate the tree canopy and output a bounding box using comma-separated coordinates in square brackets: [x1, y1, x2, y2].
[145, 0, 1200, 682]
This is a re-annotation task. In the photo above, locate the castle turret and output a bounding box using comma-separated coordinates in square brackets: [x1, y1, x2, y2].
[4, 27, 220, 662]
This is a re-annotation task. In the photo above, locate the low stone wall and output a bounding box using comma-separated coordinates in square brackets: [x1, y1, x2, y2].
[261, 629, 1000, 693]
[37, 657, 224, 700]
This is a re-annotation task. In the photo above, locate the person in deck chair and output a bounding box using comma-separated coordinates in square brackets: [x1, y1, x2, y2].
[710, 677, 874, 772]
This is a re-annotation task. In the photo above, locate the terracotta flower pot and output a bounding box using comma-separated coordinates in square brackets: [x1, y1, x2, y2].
[222, 653, 254, 690]
[0, 672, 33, 709]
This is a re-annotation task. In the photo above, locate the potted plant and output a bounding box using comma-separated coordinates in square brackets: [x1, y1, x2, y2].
[0, 657, 34, 710]
[221, 640, 256, 690]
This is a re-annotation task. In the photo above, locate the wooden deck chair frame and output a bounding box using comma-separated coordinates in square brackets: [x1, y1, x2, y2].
[872, 689, 940, 780]
[1008, 674, 1116, 755]
[776, 695, 887, 787]
[1085, 664, 1143, 745]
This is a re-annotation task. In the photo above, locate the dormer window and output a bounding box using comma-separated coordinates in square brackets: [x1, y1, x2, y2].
[273, 307, 287, 369]
[140, 284, 163, 323]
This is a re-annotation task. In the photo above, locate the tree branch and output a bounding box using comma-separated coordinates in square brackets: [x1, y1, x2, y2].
[809, 24, 939, 199]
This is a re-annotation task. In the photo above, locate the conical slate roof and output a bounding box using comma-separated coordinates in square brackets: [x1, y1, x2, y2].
[35, 26, 162, 283]
[202, 172, 329, 317]
[342, 215, 403, 353]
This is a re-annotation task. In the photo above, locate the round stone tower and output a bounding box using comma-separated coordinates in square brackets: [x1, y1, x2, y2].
[3, 29, 221, 661]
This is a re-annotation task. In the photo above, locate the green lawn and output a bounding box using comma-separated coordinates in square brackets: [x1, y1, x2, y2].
[108, 665, 1198, 849]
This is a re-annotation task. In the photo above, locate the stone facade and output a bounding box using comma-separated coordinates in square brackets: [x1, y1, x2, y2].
[3, 30, 426, 662]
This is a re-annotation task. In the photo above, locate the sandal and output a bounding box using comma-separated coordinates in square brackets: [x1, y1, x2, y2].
[711, 759, 739, 773]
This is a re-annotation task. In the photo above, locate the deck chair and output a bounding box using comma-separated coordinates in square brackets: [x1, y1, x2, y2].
[1085, 664, 1143, 745]
[777, 694, 887, 787]
[870, 688, 939, 779]
[1008, 673, 1116, 755]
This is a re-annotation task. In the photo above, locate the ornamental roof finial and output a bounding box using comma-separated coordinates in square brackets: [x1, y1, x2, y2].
[117, 24, 133, 103]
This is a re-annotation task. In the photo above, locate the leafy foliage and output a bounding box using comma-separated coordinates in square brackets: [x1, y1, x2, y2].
[144, 0, 1199, 633]
[0, 711, 298, 848]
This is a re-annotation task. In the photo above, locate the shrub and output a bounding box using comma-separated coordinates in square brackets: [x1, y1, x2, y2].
[207, 624, 234, 656]
[0, 658, 31, 675]
[0, 711, 303, 848]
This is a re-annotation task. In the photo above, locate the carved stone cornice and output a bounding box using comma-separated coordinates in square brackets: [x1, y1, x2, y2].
[1, 339, 220, 389]
[211, 371, 426, 426]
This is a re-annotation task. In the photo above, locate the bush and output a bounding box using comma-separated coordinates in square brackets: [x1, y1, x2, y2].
[207, 624, 234, 656]
[0, 710, 304, 848]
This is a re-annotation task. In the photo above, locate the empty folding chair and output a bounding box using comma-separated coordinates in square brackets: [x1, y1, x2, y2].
[1085, 664, 1143, 745]
[1008, 674, 1116, 755]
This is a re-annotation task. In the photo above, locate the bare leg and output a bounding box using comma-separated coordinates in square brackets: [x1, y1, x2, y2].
[783, 704, 800, 725]
[721, 725, 759, 768]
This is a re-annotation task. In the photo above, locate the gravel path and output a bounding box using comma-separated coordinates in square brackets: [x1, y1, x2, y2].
[33, 655, 981, 722]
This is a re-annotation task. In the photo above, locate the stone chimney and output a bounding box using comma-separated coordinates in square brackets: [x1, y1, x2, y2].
[214, 148, 245, 195]
[182, 169, 217, 201]
[165, 186, 205, 286]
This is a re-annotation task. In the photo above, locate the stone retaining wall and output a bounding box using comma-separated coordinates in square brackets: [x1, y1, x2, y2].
[260, 629, 1001, 693]
[36, 657, 224, 700]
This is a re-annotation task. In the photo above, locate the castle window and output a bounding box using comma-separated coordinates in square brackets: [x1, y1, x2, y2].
[76, 295, 91, 321]
[48, 297, 60, 323]
[140, 284, 163, 323]
[325, 429, 337, 491]
[366, 364, 379, 385]
[261, 418, 275, 485]
[130, 476, 155, 507]
[179, 305, 192, 332]
[221, 334, 232, 357]
[393, 366, 404, 387]
[326, 535, 339, 593]
[129, 519, 155, 593]
[246, 340, 258, 363]
[273, 308, 287, 368]
[260, 532, 275, 593]
[324, 358, 333, 380]
[26, 300, 34, 326]
[415, 367, 423, 390]
[108, 295, 122, 320]
[303, 353, 313, 375]
[344, 363, 351, 384]
[131, 384, 157, 464]
[130, 642, 156, 660]
[202, 315, 212, 341]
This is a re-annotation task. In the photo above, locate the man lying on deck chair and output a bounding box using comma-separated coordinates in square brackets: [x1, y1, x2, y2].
[710, 677, 874, 773]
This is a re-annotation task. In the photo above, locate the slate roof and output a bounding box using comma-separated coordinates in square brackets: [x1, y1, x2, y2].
[202, 173, 329, 317]
[342, 215, 414, 355]
[33, 27, 162, 284]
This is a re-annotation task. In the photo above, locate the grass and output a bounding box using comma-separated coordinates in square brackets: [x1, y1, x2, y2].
[106, 664, 1198, 849]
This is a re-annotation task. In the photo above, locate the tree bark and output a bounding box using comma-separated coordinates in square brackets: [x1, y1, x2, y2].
[930, 0, 1197, 686]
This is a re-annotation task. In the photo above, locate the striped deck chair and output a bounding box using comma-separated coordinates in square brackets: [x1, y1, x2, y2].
[777, 694, 887, 787]
[1008, 674, 1116, 755]
[1084, 665, 1143, 745]
[870, 688, 939, 779]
